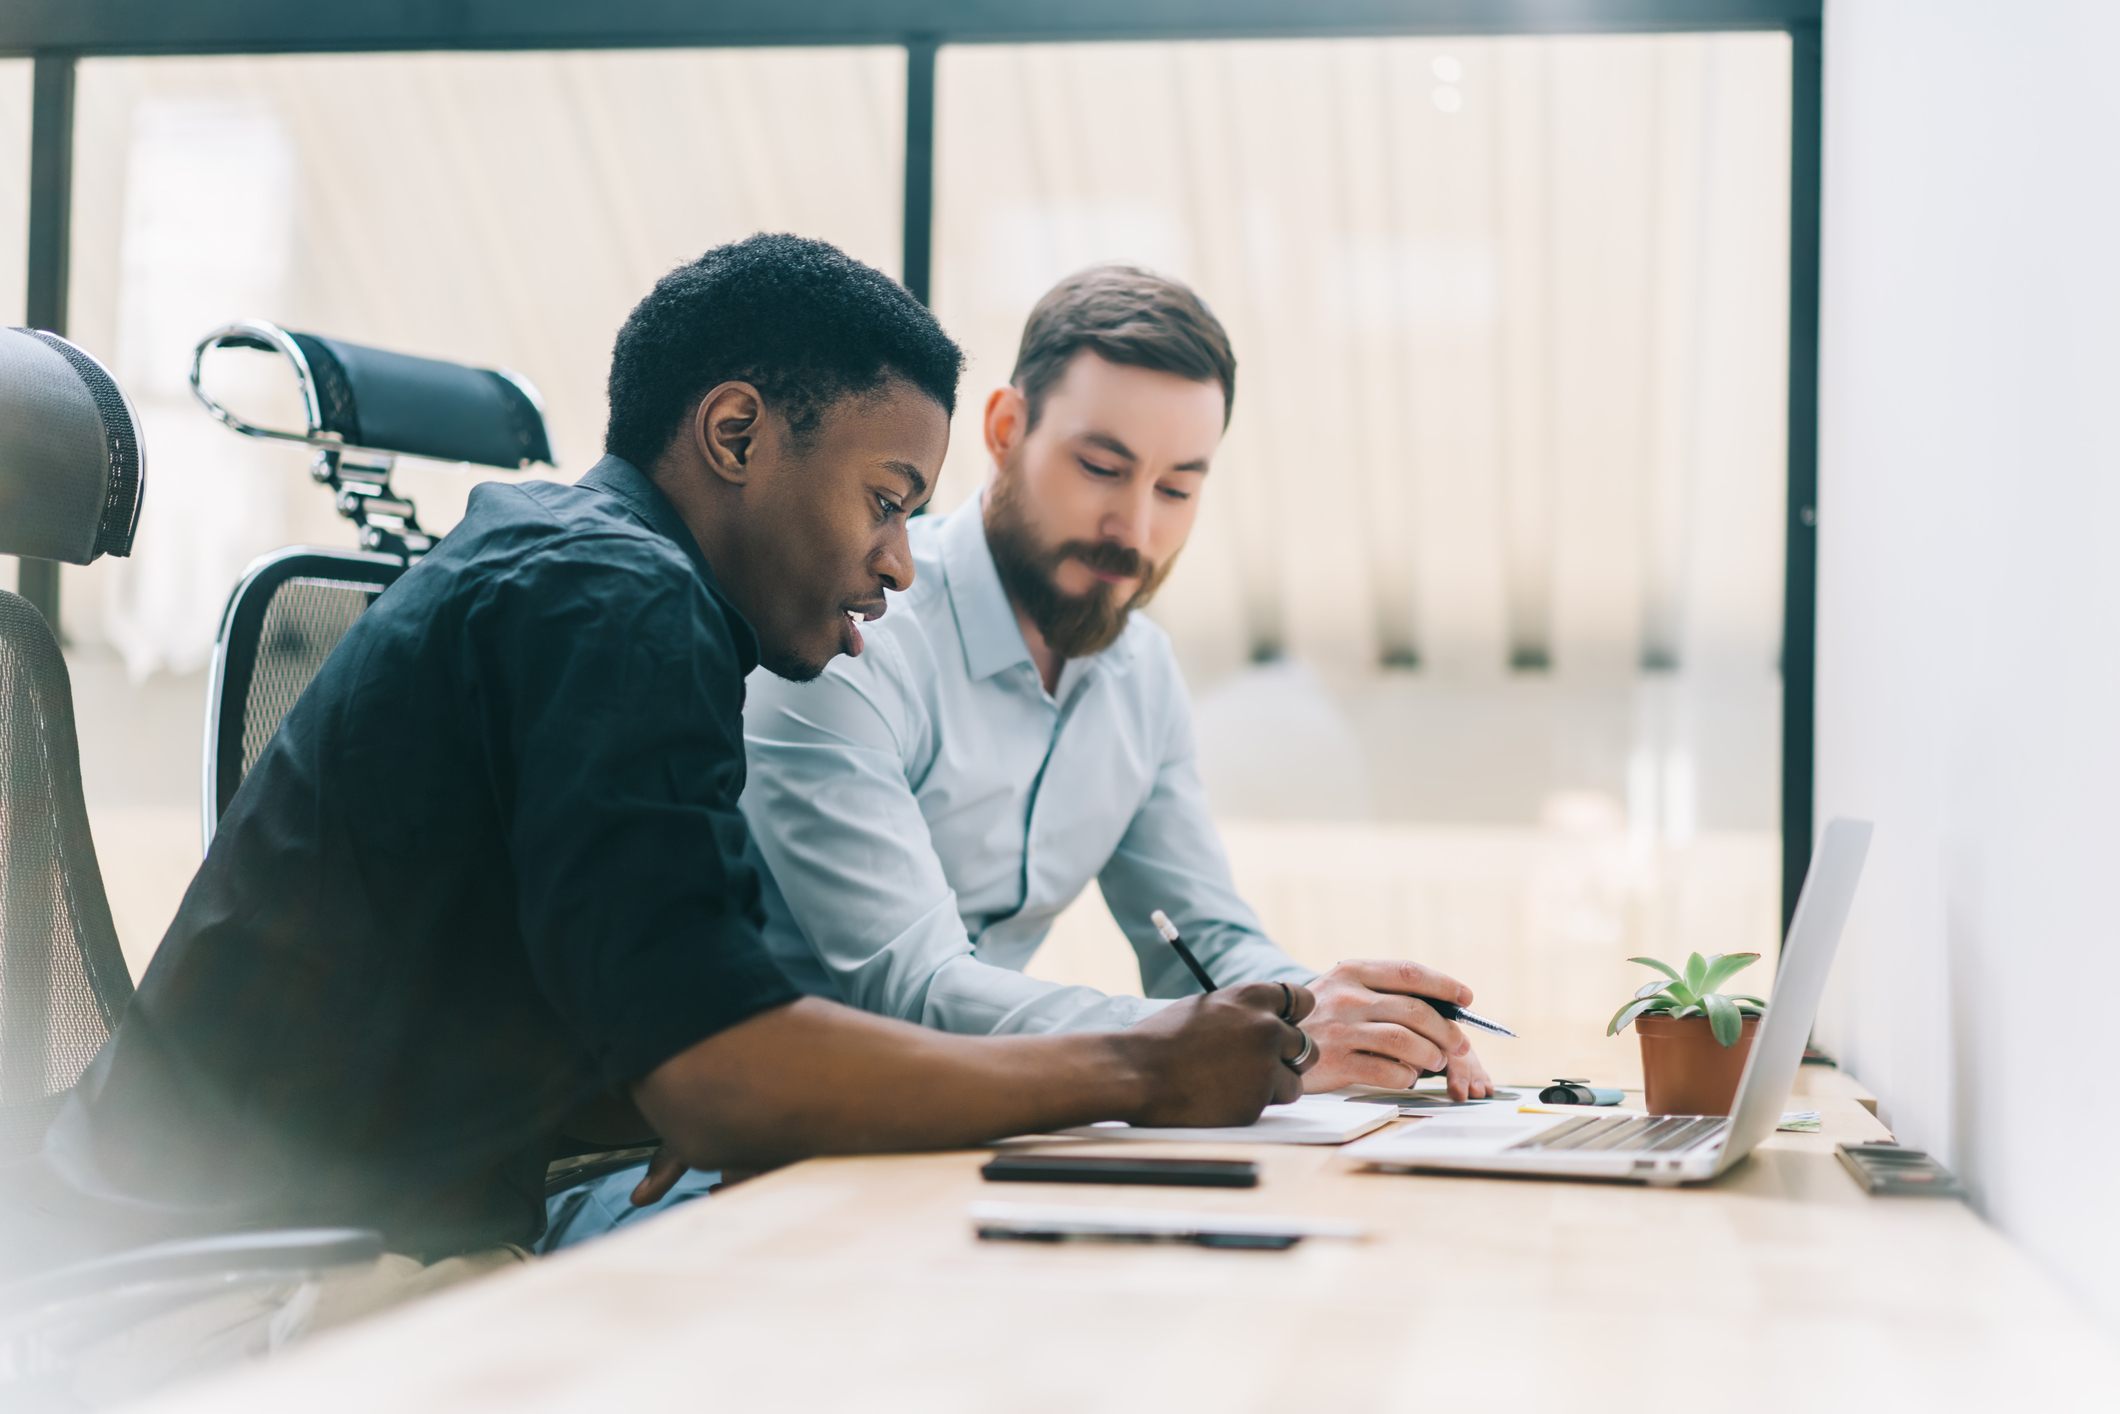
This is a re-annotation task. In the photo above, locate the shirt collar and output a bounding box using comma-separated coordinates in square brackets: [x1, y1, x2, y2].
[577, 454, 761, 674]
[939, 492, 1136, 684]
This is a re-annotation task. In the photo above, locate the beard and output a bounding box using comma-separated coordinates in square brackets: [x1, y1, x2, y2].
[759, 645, 826, 684]
[983, 460, 1177, 661]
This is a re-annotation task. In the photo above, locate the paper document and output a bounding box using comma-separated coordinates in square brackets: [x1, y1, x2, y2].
[1344, 1108, 1568, 1166]
[1051, 1093, 1391, 1146]
[1336, 1083, 1527, 1113]
[971, 1201, 1368, 1241]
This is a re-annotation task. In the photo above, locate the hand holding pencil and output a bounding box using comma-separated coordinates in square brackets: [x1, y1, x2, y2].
[1149, 909, 1511, 1101]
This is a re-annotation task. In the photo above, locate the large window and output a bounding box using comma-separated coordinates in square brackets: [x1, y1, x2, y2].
[21, 25, 1806, 1056]
[56, 47, 905, 965]
[65, 47, 905, 665]
[930, 36, 1793, 1056]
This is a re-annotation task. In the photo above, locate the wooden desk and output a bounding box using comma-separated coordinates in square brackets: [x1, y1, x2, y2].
[132, 1075, 2115, 1414]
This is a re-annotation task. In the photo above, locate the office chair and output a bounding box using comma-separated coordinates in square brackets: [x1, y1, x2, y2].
[0, 328, 142, 1163]
[190, 321, 553, 846]
[0, 327, 380, 1387]
[188, 327, 633, 1196]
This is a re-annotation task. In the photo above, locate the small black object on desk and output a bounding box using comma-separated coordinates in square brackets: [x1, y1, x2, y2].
[981, 1154, 1260, 1188]
[1835, 1143, 1968, 1198]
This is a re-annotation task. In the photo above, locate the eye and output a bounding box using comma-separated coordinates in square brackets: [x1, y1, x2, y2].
[874, 492, 904, 523]
[1156, 485, 1194, 503]
[1077, 458, 1123, 480]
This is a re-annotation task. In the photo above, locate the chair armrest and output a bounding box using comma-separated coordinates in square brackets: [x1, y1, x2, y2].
[544, 1145, 662, 1198]
[0, 1228, 383, 1317]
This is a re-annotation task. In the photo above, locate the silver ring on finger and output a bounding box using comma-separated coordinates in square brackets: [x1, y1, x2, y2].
[1282, 1028, 1316, 1073]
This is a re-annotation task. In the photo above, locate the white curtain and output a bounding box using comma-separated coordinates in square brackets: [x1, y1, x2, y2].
[932, 35, 1791, 689]
[58, 48, 907, 675]
[46, 37, 1788, 836]
[934, 35, 1791, 836]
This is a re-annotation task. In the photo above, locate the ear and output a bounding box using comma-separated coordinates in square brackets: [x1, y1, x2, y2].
[982, 384, 1028, 464]
[693, 381, 764, 487]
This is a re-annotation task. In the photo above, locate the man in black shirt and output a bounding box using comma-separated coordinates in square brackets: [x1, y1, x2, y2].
[20, 236, 1312, 1282]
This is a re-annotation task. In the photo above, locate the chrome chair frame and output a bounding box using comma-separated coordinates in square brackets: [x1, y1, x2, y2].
[199, 547, 407, 847]
[190, 319, 551, 560]
[190, 320, 553, 847]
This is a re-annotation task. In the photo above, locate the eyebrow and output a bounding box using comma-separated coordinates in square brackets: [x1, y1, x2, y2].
[1080, 431, 1210, 475]
[881, 460, 929, 501]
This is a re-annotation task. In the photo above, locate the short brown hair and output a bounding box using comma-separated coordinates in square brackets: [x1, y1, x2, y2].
[1010, 265, 1236, 429]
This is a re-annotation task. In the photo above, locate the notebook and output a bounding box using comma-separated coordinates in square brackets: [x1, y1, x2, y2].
[1049, 1094, 1393, 1146]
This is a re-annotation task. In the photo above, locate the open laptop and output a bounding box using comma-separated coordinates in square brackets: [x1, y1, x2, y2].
[1347, 817, 1872, 1186]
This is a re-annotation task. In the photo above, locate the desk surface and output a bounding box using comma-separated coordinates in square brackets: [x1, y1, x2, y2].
[140, 1070, 2114, 1414]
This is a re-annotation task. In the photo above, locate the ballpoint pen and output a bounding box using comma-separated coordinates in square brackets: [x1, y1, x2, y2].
[1419, 996, 1517, 1039]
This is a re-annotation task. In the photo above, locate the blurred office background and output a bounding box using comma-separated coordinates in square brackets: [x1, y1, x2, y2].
[9, 0, 2120, 1342]
[0, 32, 1791, 1073]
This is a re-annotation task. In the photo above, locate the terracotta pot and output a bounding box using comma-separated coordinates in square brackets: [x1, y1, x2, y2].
[1635, 1013, 1760, 1116]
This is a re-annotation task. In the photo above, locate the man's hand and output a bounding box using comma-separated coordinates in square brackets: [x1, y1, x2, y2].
[1114, 982, 1316, 1127]
[630, 1149, 691, 1207]
[631, 993, 1323, 1180]
[1297, 961, 1495, 1100]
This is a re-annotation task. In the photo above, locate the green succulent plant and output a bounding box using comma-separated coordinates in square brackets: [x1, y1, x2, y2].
[1607, 951, 1766, 1048]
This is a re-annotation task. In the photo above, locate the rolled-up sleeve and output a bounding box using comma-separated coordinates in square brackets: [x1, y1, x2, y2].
[1098, 659, 1314, 999]
[470, 540, 799, 1088]
[743, 641, 1164, 1035]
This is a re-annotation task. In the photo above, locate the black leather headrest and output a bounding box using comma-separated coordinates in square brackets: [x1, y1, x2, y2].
[193, 321, 552, 470]
[0, 328, 146, 564]
[288, 333, 552, 468]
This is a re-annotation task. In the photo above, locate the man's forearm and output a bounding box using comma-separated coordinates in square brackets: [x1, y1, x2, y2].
[633, 998, 1147, 1171]
[1191, 926, 1316, 993]
[920, 952, 1166, 1036]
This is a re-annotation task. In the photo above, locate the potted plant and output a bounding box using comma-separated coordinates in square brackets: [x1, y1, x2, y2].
[1606, 951, 1767, 1116]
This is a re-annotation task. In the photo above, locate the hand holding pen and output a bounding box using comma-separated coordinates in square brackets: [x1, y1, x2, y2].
[1149, 909, 1514, 1101]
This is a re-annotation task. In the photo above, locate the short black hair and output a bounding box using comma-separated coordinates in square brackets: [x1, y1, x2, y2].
[604, 233, 964, 468]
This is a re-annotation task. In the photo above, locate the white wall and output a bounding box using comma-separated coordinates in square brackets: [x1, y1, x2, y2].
[1813, 0, 2120, 1333]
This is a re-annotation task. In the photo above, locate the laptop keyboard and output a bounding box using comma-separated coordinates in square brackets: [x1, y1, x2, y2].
[1508, 1114, 1727, 1154]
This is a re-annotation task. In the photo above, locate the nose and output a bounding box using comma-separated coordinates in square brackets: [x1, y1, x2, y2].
[874, 521, 914, 594]
[1103, 483, 1155, 557]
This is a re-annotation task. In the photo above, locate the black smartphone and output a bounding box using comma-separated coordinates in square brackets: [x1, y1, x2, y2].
[980, 1153, 1260, 1188]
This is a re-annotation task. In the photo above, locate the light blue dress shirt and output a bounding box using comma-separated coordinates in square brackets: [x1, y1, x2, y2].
[740, 498, 1312, 1035]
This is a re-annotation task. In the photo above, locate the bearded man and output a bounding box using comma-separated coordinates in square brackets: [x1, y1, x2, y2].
[730, 265, 1493, 1128]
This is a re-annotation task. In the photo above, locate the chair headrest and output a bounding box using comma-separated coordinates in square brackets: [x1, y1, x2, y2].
[191, 321, 552, 470]
[0, 328, 146, 565]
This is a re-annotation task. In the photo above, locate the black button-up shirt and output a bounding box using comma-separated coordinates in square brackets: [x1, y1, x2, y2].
[40, 456, 798, 1259]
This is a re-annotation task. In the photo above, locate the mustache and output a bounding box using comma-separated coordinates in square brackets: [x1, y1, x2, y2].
[1058, 540, 1150, 580]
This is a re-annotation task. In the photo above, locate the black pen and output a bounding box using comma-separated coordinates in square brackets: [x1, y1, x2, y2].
[1148, 909, 1220, 992]
[1419, 997, 1517, 1039]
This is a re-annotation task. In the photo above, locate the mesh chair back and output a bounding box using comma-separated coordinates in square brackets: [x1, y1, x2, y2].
[204, 550, 404, 842]
[0, 326, 146, 1160]
[0, 593, 134, 1161]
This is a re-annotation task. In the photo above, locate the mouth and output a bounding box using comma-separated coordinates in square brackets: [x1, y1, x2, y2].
[1065, 549, 1144, 590]
[840, 599, 887, 657]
